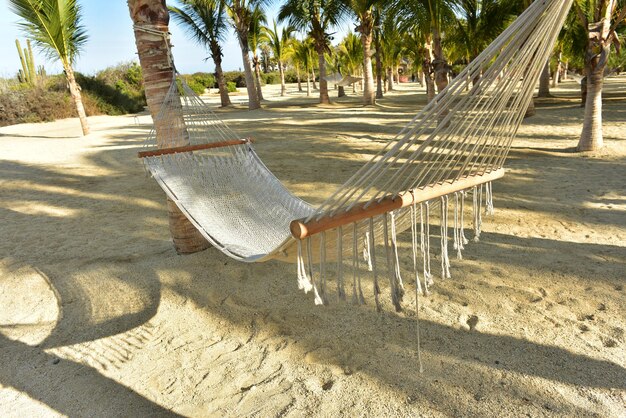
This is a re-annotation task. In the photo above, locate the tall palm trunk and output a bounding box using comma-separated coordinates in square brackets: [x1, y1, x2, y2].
[311, 68, 317, 89]
[432, 28, 448, 93]
[387, 67, 394, 91]
[215, 59, 231, 107]
[253, 55, 264, 102]
[374, 30, 383, 99]
[358, 14, 375, 105]
[306, 69, 311, 95]
[63, 64, 90, 135]
[210, 42, 231, 107]
[279, 60, 286, 96]
[233, 21, 260, 110]
[296, 66, 302, 92]
[538, 59, 550, 97]
[128, 0, 209, 254]
[578, 50, 607, 151]
[317, 51, 330, 104]
[552, 52, 562, 88]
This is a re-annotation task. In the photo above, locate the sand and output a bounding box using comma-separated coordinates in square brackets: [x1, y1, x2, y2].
[0, 78, 625, 417]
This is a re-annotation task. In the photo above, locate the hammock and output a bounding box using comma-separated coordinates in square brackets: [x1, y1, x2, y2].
[141, 0, 573, 308]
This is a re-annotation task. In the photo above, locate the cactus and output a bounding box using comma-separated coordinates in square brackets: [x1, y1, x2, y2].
[26, 40, 36, 85]
[15, 39, 41, 85]
[15, 39, 30, 84]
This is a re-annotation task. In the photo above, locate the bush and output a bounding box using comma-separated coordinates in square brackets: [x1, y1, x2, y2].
[0, 87, 74, 126]
[226, 81, 237, 92]
[223, 71, 246, 87]
[263, 72, 278, 84]
[0, 61, 147, 126]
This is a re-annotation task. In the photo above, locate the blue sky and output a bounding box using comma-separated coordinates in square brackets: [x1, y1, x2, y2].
[1, 1, 354, 77]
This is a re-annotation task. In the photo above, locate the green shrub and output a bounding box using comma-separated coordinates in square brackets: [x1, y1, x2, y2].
[226, 81, 237, 92]
[0, 87, 74, 127]
[263, 72, 278, 84]
[223, 71, 246, 87]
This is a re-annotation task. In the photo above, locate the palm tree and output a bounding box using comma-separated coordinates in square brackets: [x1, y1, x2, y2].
[128, 0, 209, 254]
[9, 0, 89, 135]
[248, 5, 267, 102]
[348, 0, 380, 104]
[279, 0, 348, 104]
[381, 12, 403, 93]
[373, 7, 384, 99]
[169, 0, 232, 107]
[573, 0, 625, 151]
[224, 0, 268, 110]
[291, 37, 315, 95]
[338, 31, 364, 93]
[261, 20, 295, 96]
[290, 38, 313, 96]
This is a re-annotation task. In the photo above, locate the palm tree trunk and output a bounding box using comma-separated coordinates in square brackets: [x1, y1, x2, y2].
[374, 32, 383, 99]
[128, 0, 209, 254]
[317, 51, 330, 104]
[306, 66, 311, 96]
[253, 59, 264, 102]
[311, 69, 317, 90]
[296, 66, 302, 92]
[234, 25, 260, 110]
[578, 57, 605, 151]
[387, 67, 394, 91]
[64, 64, 90, 136]
[432, 28, 448, 93]
[538, 59, 550, 97]
[279, 60, 286, 96]
[552, 52, 562, 88]
[360, 18, 375, 105]
[212, 49, 231, 107]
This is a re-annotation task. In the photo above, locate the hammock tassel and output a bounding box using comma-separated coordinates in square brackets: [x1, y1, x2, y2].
[351, 223, 365, 305]
[390, 210, 406, 306]
[363, 231, 373, 272]
[319, 231, 328, 305]
[422, 202, 433, 294]
[460, 191, 469, 246]
[383, 213, 402, 311]
[485, 182, 495, 215]
[453, 192, 463, 260]
[336, 226, 346, 300]
[440, 196, 451, 279]
[296, 240, 313, 293]
[369, 218, 382, 312]
[472, 186, 481, 242]
[306, 237, 324, 306]
[410, 203, 423, 295]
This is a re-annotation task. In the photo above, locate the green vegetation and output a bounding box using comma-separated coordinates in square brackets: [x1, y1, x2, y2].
[0, 62, 146, 127]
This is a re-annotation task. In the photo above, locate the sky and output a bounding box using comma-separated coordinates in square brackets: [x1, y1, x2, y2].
[0, 1, 353, 78]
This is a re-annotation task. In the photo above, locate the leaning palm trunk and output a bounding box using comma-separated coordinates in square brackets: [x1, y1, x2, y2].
[279, 60, 286, 96]
[63, 64, 89, 135]
[215, 60, 231, 107]
[211, 43, 231, 107]
[128, 0, 209, 254]
[311, 68, 317, 89]
[234, 24, 260, 110]
[253, 56, 264, 102]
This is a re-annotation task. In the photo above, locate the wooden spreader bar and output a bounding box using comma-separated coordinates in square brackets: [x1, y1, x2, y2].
[138, 138, 253, 158]
[290, 168, 505, 240]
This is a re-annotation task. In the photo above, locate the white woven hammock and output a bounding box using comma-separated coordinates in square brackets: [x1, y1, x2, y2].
[142, 0, 573, 310]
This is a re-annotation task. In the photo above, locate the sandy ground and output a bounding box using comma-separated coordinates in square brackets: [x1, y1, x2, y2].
[0, 78, 625, 417]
